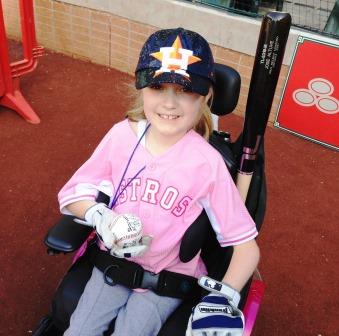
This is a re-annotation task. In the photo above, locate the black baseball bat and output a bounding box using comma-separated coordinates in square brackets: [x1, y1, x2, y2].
[236, 11, 291, 201]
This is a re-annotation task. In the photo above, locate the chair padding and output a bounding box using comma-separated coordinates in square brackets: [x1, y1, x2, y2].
[44, 215, 93, 253]
[179, 210, 210, 262]
[211, 63, 241, 116]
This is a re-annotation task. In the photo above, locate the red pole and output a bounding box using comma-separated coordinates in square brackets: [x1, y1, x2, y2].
[0, 0, 43, 124]
[11, 0, 44, 77]
[0, 1, 14, 92]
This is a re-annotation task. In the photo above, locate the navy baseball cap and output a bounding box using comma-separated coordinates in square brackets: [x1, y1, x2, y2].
[135, 27, 215, 96]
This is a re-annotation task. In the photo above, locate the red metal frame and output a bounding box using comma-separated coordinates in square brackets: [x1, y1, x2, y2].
[0, 0, 44, 123]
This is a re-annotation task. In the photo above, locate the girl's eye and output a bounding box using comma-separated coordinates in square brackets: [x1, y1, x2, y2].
[176, 86, 193, 95]
[177, 86, 193, 94]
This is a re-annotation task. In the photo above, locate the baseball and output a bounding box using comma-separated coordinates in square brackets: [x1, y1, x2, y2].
[109, 214, 143, 248]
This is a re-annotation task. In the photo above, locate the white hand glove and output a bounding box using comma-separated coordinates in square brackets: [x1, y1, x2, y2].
[186, 294, 244, 336]
[84, 203, 117, 249]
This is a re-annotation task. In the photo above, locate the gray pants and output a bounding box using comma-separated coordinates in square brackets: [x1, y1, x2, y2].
[64, 267, 182, 336]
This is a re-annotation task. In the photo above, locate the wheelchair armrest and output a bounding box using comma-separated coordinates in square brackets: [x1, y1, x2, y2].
[44, 215, 93, 254]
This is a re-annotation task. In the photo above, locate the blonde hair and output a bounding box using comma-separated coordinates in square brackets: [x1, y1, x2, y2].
[125, 85, 214, 140]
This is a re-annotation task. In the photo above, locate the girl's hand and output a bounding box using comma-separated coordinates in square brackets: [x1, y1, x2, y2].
[84, 204, 152, 258]
[186, 293, 244, 336]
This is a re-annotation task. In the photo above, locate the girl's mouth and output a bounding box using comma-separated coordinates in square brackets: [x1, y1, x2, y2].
[157, 114, 180, 120]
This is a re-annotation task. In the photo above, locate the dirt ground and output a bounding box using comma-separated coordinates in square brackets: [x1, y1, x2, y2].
[0, 43, 338, 335]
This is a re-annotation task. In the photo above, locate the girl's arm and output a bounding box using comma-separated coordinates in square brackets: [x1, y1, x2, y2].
[222, 239, 260, 292]
[66, 200, 98, 219]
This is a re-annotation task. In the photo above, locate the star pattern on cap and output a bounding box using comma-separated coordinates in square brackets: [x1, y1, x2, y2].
[150, 36, 201, 77]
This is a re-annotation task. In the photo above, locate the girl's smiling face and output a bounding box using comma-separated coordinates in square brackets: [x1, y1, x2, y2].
[142, 83, 206, 144]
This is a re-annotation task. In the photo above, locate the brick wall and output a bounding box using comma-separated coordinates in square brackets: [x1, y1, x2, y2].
[2, 0, 289, 121]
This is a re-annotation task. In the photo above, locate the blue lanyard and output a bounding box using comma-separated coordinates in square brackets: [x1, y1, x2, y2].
[110, 123, 151, 209]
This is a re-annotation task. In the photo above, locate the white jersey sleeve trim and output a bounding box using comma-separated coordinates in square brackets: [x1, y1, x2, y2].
[218, 227, 258, 246]
[198, 198, 222, 236]
[75, 181, 114, 197]
[59, 180, 114, 215]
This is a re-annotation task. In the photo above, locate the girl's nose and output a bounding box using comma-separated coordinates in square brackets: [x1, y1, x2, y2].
[163, 87, 177, 109]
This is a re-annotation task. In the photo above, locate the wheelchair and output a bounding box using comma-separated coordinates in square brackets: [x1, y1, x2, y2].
[32, 63, 266, 336]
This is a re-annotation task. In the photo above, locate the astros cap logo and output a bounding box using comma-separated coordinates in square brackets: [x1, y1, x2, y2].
[150, 36, 201, 78]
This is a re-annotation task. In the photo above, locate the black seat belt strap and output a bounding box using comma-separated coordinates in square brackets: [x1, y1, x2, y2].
[88, 244, 201, 300]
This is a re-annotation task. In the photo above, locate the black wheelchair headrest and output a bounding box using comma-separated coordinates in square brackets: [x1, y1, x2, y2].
[210, 63, 241, 116]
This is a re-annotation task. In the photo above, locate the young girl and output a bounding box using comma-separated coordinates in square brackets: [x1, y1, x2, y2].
[59, 27, 260, 336]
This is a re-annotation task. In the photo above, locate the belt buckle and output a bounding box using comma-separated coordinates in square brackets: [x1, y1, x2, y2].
[140, 271, 159, 290]
[103, 264, 120, 286]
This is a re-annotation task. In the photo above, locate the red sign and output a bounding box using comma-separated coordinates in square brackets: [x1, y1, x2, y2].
[275, 36, 339, 151]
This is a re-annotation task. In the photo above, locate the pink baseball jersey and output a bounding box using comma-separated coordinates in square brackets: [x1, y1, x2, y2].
[58, 119, 258, 278]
